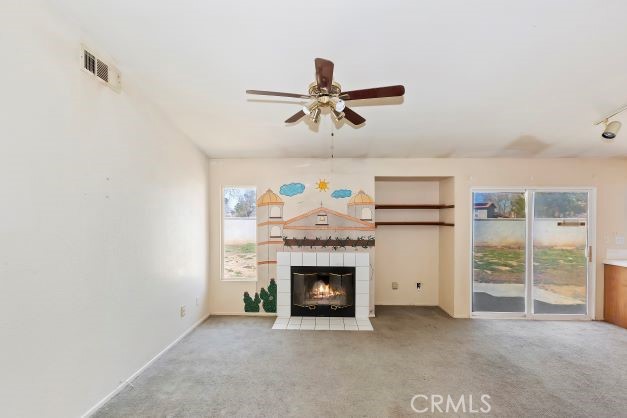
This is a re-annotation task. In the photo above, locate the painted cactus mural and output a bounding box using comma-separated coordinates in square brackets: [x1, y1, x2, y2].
[243, 291, 261, 312]
[260, 279, 277, 313]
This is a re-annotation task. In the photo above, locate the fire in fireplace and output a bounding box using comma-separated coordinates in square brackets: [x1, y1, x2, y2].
[291, 266, 355, 317]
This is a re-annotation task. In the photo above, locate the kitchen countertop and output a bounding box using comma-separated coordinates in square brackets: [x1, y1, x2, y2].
[603, 259, 627, 268]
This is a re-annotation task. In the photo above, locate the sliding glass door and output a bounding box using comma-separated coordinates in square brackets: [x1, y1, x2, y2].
[472, 191, 527, 313]
[531, 192, 589, 315]
[472, 189, 592, 318]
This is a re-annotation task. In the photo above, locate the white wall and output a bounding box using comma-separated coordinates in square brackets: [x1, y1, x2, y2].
[0, 2, 210, 417]
[375, 179, 440, 306]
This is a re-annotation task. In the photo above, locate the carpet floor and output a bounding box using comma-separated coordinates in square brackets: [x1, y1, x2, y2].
[94, 306, 627, 417]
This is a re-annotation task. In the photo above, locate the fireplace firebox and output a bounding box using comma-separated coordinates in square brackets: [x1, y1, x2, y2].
[291, 266, 355, 317]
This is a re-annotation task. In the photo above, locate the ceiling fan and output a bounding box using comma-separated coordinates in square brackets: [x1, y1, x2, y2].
[246, 58, 405, 126]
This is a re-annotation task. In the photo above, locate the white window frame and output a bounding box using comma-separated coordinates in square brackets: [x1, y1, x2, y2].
[469, 186, 596, 320]
[221, 185, 257, 282]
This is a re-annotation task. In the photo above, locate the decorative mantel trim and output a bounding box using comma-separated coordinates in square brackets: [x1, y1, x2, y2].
[283, 236, 375, 249]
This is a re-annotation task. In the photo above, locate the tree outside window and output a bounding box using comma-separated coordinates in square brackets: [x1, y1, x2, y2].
[223, 187, 256, 280]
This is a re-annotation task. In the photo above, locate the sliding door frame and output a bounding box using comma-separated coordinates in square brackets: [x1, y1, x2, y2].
[470, 187, 596, 320]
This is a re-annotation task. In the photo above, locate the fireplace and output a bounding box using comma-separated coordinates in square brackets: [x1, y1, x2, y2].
[291, 266, 355, 317]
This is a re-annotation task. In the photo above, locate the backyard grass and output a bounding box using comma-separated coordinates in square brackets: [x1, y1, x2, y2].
[474, 246, 586, 301]
[224, 242, 256, 279]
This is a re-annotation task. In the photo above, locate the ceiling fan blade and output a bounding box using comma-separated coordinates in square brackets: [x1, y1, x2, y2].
[285, 110, 306, 123]
[341, 85, 405, 101]
[246, 90, 311, 99]
[315, 58, 334, 92]
[343, 106, 366, 125]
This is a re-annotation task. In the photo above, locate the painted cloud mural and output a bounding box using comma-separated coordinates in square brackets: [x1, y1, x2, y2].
[331, 189, 352, 199]
[279, 182, 305, 197]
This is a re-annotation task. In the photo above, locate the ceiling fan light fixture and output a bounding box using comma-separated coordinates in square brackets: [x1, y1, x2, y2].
[303, 102, 317, 115]
[246, 58, 405, 127]
[310, 107, 321, 123]
[332, 109, 345, 121]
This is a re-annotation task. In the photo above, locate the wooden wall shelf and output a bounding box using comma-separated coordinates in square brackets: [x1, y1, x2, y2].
[375, 204, 454, 209]
[375, 221, 454, 227]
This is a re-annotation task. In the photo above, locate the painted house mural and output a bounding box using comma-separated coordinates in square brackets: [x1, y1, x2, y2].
[244, 182, 376, 313]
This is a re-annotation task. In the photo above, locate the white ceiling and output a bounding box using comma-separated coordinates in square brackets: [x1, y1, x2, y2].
[47, 0, 627, 158]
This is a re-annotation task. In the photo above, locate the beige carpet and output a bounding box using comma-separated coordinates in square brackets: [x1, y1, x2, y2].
[94, 306, 627, 417]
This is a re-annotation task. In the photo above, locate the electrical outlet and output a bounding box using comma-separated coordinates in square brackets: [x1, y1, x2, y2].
[392, 281, 399, 290]
[416, 282, 422, 290]
[180, 305, 186, 318]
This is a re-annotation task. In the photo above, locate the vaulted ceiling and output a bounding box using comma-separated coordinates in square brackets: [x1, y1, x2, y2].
[47, 0, 627, 158]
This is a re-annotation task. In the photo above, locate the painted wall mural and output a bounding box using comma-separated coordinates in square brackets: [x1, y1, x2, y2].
[331, 189, 352, 199]
[279, 182, 305, 197]
[242, 176, 375, 312]
[315, 179, 330, 192]
[243, 279, 277, 313]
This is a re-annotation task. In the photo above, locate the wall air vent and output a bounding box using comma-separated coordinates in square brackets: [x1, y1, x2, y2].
[84, 50, 96, 74]
[96, 59, 108, 82]
[81, 46, 121, 92]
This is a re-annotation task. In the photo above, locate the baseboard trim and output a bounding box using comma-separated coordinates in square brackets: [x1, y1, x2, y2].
[374, 304, 456, 318]
[438, 305, 455, 318]
[210, 311, 277, 316]
[81, 313, 210, 417]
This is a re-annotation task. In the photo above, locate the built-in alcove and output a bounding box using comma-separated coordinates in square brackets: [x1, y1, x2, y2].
[374, 177, 455, 310]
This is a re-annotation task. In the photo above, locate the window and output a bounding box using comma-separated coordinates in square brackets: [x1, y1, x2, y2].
[222, 187, 257, 280]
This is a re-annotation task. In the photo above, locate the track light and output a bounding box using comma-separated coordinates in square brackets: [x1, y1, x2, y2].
[602, 120, 621, 141]
[595, 104, 627, 141]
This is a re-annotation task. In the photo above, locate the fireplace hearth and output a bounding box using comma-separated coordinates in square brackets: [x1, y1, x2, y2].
[291, 266, 355, 317]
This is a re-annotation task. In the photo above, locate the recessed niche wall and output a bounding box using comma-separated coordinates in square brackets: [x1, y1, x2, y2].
[374, 176, 455, 307]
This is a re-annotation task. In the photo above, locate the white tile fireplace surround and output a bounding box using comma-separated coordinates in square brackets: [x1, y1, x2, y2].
[273, 251, 373, 331]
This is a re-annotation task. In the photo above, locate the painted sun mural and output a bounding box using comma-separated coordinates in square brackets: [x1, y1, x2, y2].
[315, 179, 330, 192]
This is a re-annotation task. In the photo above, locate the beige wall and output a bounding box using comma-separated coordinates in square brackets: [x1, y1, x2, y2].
[439, 177, 455, 316]
[375, 179, 440, 306]
[209, 158, 627, 319]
